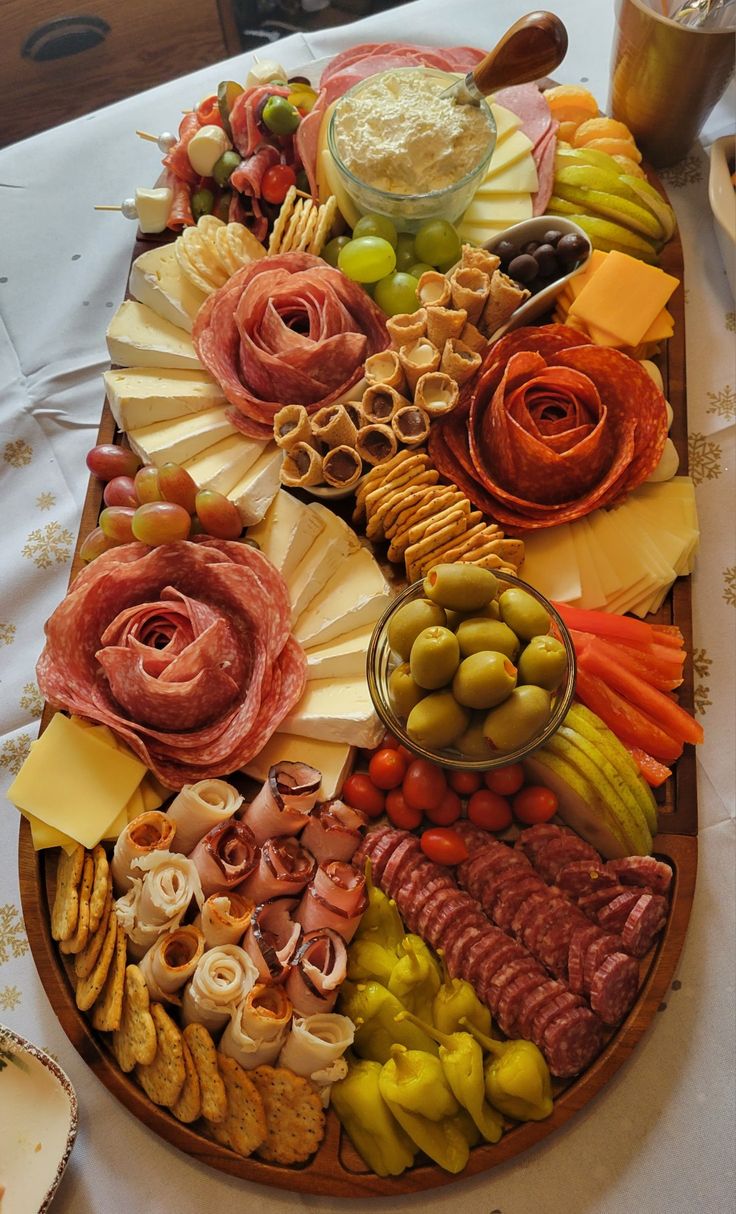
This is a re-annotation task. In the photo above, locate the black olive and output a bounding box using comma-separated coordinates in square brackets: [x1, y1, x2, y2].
[508, 253, 539, 284]
[495, 239, 516, 266]
[542, 229, 563, 247]
[557, 232, 590, 265]
[533, 243, 559, 277]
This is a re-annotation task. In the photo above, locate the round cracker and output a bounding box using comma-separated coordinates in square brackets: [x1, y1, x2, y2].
[250, 1065, 325, 1165]
[206, 1054, 266, 1157]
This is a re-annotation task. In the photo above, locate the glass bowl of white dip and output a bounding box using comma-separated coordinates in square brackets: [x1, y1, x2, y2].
[328, 67, 496, 232]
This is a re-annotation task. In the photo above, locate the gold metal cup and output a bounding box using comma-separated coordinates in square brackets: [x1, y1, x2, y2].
[610, 0, 735, 167]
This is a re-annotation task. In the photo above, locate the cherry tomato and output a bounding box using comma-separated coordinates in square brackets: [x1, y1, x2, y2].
[380, 733, 401, 750]
[513, 785, 559, 824]
[425, 789, 462, 826]
[342, 773, 385, 819]
[369, 747, 408, 790]
[449, 770, 483, 797]
[402, 759, 447, 812]
[467, 789, 513, 832]
[385, 788, 423, 831]
[261, 163, 297, 205]
[484, 763, 525, 797]
[420, 827, 468, 866]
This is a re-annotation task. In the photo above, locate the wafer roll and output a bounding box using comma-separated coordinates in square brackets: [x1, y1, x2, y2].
[414, 371, 460, 417]
[281, 442, 324, 487]
[342, 401, 364, 430]
[461, 244, 501, 276]
[364, 349, 407, 393]
[391, 405, 430, 447]
[449, 267, 490, 325]
[482, 270, 530, 336]
[355, 423, 398, 466]
[387, 308, 427, 347]
[311, 403, 357, 448]
[460, 321, 487, 353]
[441, 338, 483, 386]
[398, 337, 441, 394]
[322, 445, 363, 489]
[425, 305, 467, 349]
[362, 383, 410, 424]
[417, 271, 451, 308]
[273, 404, 313, 450]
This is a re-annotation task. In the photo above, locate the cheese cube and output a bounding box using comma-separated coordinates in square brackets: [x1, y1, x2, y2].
[227, 444, 283, 525]
[129, 244, 207, 332]
[294, 546, 391, 649]
[281, 677, 384, 749]
[247, 491, 325, 582]
[242, 733, 354, 800]
[567, 251, 679, 348]
[128, 406, 237, 466]
[184, 433, 268, 496]
[104, 367, 224, 431]
[107, 300, 202, 371]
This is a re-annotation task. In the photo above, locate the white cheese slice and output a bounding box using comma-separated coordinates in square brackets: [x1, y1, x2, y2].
[474, 154, 538, 196]
[241, 733, 354, 800]
[489, 102, 523, 144]
[520, 525, 581, 603]
[184, 433, 268, 496]
[289, 504, 362, 622]
[281, 676, 384, 749]
[129, 244, 207, 332]
[247, 491, 325, 581]
[483, 128, 534, 177]
[128, 407, 237, 467]
[461, 192, 534, 227]
[293, 546, 392, 649]
[306, 624, 375, 680]
[106, 300, 202, 370]
[456, 220, 511, 245]
[569, 522, 608, 610]
[104, 367, 224, 431]
[227, 444, 283, 525]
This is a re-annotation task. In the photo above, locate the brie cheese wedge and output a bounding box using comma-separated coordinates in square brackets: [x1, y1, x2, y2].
[128, 406, 237, 467]
[103, 367, 224, 431]
[184, 433, 268, 496]
[228, 444, 284, 525]
[281, 677, 383, 749]
[107, 300, 202, 371]
[289, 504, 362, 622]
[294, 546, 391, 649]
[129, 244, 207, 332]
[306, 624, 375, 680]
[247, 491, 325, 582]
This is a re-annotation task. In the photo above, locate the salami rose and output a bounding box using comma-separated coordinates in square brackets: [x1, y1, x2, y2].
[36, 539, 306, 789]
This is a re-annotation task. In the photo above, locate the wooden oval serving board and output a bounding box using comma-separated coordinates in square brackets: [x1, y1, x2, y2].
[19, 171, 697, 1195]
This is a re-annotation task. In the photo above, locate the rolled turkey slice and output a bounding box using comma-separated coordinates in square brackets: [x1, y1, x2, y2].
[296, 861, 367, 942]
[138, 924, 204, 1004]
[181, 943, 259, 1034]
[279, 1011, 355, 1107]
[115, 850, 203, 960]
[220, 983, 292, 1069]
[166, 779, 244, 854]
[300, 800, 367, 865]
[241, 896, 302, 982]
[285, 927, 347, 1016]
[238, 836, 316, 903]
[112, 811, 176, 895]
[189, 819, 260, 898]
[240, 762, 321, 844]
[196, 892, 254, 948]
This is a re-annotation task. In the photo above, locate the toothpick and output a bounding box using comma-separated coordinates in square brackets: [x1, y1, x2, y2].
[135, 129, 159, 143]
[94, 205, 124, 211]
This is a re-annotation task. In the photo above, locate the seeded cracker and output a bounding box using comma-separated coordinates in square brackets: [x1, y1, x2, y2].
[310, 195, 338, 255]
[59, 852, 93, 954]
[112, 965, 157, 1072]
[405, 514, 468, 581]
[268, 185, 297, 254]
[75, 888, 112, 979]
[75, 896, 118, 1011]
[281, 198, 304, 254]
[205, 1054, 266, 1157]
[183, 1023, 227, 1123]
[51, 844, 84, 942]
[250, 1065, 325, 1165]
[296, 203, 319, 252]
[89, 844, 110, 935]
[136, 1004, 186, 1107]
[91, 920, 127, 1032]
[170, 1036, 202, 1123]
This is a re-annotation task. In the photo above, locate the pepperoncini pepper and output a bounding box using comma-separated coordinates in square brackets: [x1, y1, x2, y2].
[396, 1010, 503, 1143]
[378, 1046, 470, 1174]
[338, 980, 438, 1063]
[354, 859, 404, 948]
[331, 1056, 416, 1177]
[433, 950, 493, 1037]
[347, 935, 398, 985]
[387, 935, 441, 1022]
[461, 1018, 554, 1122]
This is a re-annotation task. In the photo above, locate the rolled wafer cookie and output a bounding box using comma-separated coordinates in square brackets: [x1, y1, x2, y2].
[281, 442, 324, 488]
[363, 349, 407, 393]
[321, 445, 363, 489]
[461, 244, 501, 277]
[449, 266, 490, 325]
[273, 405, 314, 450]
[361, 383, 410, 424]
[310, 403, 357, 449]
[482, 270, 530, 336]
[355, 423, 398, 467]
[460, 321, 487, 353]
[414, 371, 460, 417]
[387, 309, 427, 347]
[398, 338, 441, 394]
[417, 271, 451, 308]
[425, 305, 467, 349]
[440, 339, 482, 386]
[391, 405, 430, 447]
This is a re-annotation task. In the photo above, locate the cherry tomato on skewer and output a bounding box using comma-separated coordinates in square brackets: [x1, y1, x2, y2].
[261, 163, 297, 205]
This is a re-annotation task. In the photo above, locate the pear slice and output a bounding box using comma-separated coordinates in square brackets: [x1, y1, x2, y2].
[619, 175, 677, 242]
[556, 164, 639, 198]
[554, 723, 656, 847]
[522, 750, 631, 859]
[562, 214, 659, 263]
[547, 195, 582, 216]
[554, 185, 665, 241]
[555, 146, 626, 175]
[565, 703, 659, 835]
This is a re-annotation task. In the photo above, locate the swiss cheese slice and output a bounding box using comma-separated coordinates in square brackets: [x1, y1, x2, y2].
[520, 524, 581, 603]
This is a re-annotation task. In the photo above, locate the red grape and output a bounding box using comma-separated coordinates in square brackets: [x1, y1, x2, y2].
[79, 526, 119, 562]
[195, 490, 242, 539]
[134, 465, 163, 504]
[158, 462, 198, 514]
[103, 476, 138, 508]
[86, 444, 141, 482]
[131, 502, 192, 545]
[99, 506, 135, 543]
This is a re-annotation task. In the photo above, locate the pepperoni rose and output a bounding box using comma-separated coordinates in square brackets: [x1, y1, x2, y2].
[429, 325, 669, 532]
[193, 251, 390, 439]
[36, 539, 306, 789]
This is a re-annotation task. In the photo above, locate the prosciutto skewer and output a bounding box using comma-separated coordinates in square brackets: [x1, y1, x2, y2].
[196, 892, 254, 948]
[300, 800, 367, 865]
[238, 836, 316, 903]
[241, 762, 322, 844]
[285, 928, 347, 1015]
[189, 819, 259, 898]
[111, 811, 176, 894]
[138, 924, 204, 1004]
[166, 779, 243, 854]
[241, 897, 302, 982]
[296, 862, 367, 943]
[220, 984, 292, 1069]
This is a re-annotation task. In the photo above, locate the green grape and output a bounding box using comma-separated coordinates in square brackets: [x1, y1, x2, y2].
[134, 465, 163, 504]
[80, 526, 119, 563]
[374, 272, 420, 317]
[414, 219, 461, 267]
[408, 262, 434, 279]
[436, 254, 460, 274]
[158, 462, 198, 514]
[395, 232, 417, 271]
[131, 502, 192, 545]
[322, 236, 350, 267]
[338, 236, 396, 284]
[99, 506, 136, 543]
[352, 213, 398, 248]
[195, 490, 243, 540]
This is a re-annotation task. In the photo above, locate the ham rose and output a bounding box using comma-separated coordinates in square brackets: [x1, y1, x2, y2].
[36, 539, 306, 789]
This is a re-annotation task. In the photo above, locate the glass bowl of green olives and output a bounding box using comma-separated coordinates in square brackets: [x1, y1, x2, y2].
[366, 565, 577, 771]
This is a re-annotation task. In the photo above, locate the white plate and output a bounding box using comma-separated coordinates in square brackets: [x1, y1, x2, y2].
[708, 134, 736, 301]
[0, 1026, 78, 1214]
[483, 215, 592, 339]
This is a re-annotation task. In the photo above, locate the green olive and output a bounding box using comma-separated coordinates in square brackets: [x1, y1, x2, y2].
[388, 663, 427, 717]
[191, 188, 215, 221]
[410, 626, 460, 690]
[423, 563, 499, 612]
[456, 618, 520, 661]
[498, 587, 551, 642]
[454, 715, 490, 758]
[517, 635, 567, 691]
[446, 600, 500, 629]
[388, 598, 447, 660]
[262, 95, 301, 135]
[452, 650, 518, 710]
[406, 692, 469, 750]
[482, 685, 552, 753]
[212, 149, 242, 188]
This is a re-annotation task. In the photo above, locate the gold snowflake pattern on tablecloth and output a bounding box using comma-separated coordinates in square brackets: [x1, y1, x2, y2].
[0, 623, 16, 646]
[19, 682, 43, 718]
[660, 155, 703, 187]
[36, 492, 56, 511]
[688, 433, 722, 485]
[693, 684, 712, 715]
[3, 439, 32, 468]
[726, 312, 735, 333]
[22, 521, 74, 569]
[0, 986, 21, 1012]
[0, 904, 29, 965]
[723, 567, 736, 607]
[706, 385, 735, 421]
[692, 648, 712, 679]
[692, 650, 712, 716]
[0, 733, 31, 775]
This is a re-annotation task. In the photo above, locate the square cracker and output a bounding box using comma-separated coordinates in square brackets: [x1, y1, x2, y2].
[365, 477, 436, 541]
[405, 513, 468, 580]
[170, 1036, 202, 1123]
[91, 919, 127, 1032]
[59, 853, 93, 955]
[112, 965, 157, 1072]
[51, 845, 84, 942]
[183, 1023, 227, 1124]
[389, 499, 471, 560]
[384, 485, 460, 540]
[250, 1065, 325, 1165]
[136, 1004, 186, 1107]
[205, 1054, 266, 1157]
[75, 898, 118, 1011]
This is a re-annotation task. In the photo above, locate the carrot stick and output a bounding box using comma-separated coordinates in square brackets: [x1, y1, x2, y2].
[627, 746, 672, 788]
[574, 669, 684, 764]
[573, 633, 683, 691]
[552, 603, 655, 645]
[578, 641, 703, 745]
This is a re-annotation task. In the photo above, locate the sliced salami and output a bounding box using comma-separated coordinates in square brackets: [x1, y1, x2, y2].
[542, 1005, 605, 1077]
[382, 835, 423, 897]
[496, 969, 545, 1037]
[531, 990, 585, 1049]
[515, 823, 571, 862]
[517, 979, 568, 1040]
[589, 952, 640, 1025]
[443, 921, 489, 976]
[424, 893, 475, 949]
[579, 882, 630, 916]
[494, 875, 545, 930]
[597, 889, 645, 933]
[534, 836, 600, 883]
[622, 893, 668, 957]
[583, 933, 624, 995]
[556, 860, 617, 897]
[567, 923, 602, 995]
[607, 856, 674, 896]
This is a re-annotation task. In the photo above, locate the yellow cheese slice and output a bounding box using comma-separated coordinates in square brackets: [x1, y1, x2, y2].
[567, 251, 679, 348]
[474, 154, 538, 195]
[8, 714, 148, 849]
[489, 103, 523, 144]
[642, 307, 674, 342]
[518, 524, 581, 603]
[483, 129, 534, 177]
[242, 732, 355, 801]
[462, 192, 533, 227]
[23, 811, 77, 852]
[139, 776, 167, 811]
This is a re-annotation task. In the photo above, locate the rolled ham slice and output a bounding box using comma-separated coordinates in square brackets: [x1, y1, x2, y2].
[299, 800, 367, 865]
[238, 836, 316, 903]
[240, 762, 321, 844]
[181, 943, 259, 1034]
[138, 924, 204, 1004]
[115, 850, 203, 960]
[242, 896, 302, 982]
[285, 928, 347, 1015]
[220, 983, 292, 1069]
[196, 892, 254, 948]
[165, 779, 243, 854]
[296, 861, 367, 943]
[189, 819, 260, 898]
[111, 811, 176, 895]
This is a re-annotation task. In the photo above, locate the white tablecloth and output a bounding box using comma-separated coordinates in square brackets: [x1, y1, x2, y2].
[0, 2, 734, 1210]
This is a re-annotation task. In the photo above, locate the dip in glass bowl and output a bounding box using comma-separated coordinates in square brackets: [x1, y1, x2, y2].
[328, 67, 496, 231]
